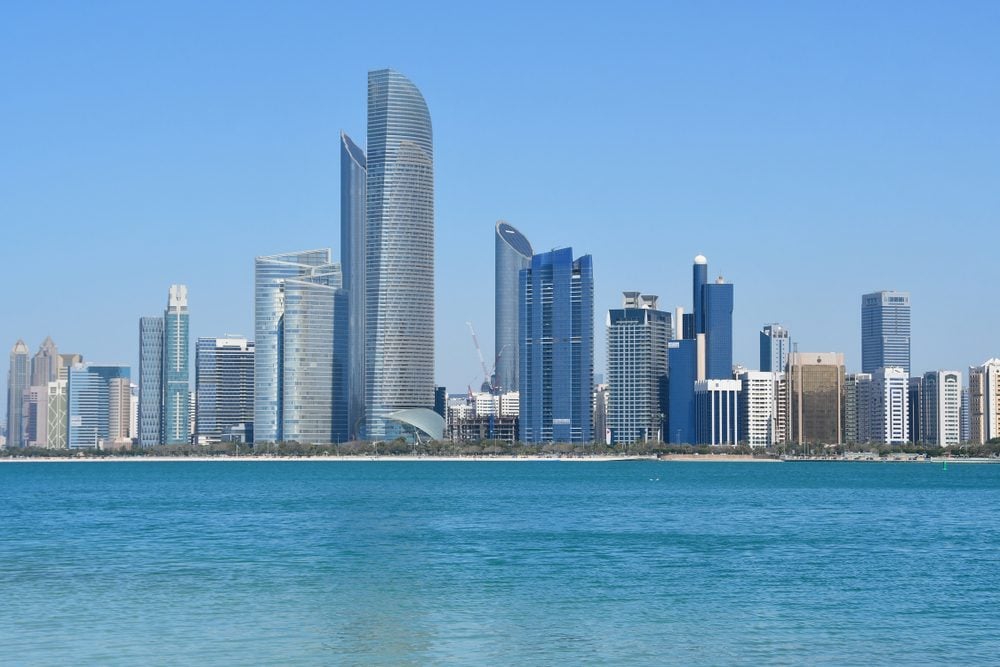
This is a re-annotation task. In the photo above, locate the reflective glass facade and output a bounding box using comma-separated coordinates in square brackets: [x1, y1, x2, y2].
[195, 337, 255, 441]
[519, 248, 594, 444]
[162, 285, 190, 445]
[138, 316, 164, 446]
[760, 323, 790, 373]
[364, 69, 435, 440]
[495, 221, 532, 394]
[861, 291, 911, 374]
[703, 282, 734, 380]
[340, 132, 367, 440]
[668, 340, 697, 444]
[6, 340, 29, 447]
[67, 364, 130, 449]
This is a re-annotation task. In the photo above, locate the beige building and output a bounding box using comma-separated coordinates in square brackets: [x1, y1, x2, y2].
[786, 352, 845, 446]
[968, 360, 1000, 444]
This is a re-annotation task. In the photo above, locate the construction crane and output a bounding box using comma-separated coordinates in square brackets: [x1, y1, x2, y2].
[466, 322, 493, 393]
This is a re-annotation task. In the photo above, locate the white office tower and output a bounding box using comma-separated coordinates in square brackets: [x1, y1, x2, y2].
[473, 392, 499, 417]
[737, 371, 783, 447]
[499, 392, 520, 417]
[968, 359, 1000, 444]
[920, 371, 962, 446]
[872, 367, 909, 444]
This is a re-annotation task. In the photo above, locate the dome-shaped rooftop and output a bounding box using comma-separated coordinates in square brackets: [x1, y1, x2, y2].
[694, 254, 708, 265]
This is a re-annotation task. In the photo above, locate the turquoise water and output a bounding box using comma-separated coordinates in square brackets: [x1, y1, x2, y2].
[1, 461, 998, 665]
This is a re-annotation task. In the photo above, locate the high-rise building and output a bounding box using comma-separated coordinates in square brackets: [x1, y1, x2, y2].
[871, 367, 909, 444]
[22, 385, 47, 447]
[495, 221, 533, 394]
[30, 337, 60, 386]
[968, 359, 1000, 444]
[107, 377, 133, 448]
[364, 69, 436, 441]
[6, 340, 29, 447]
[340, 131, 367, 440]
[162, 285, 190, 444]
[46, 380, 67, 449]
[786, 352, 845, 445]
[667, 339, 697, 444]
[138, 316, 164, 446]
[606, 292, 671, 444]
[960, 387, 971, 444]
[254, 251, 349, 444]
[843, 372, 873, 444]
[738, 371, 783, 447]
[908, 376, 923, 444]
[58, 354, 83, 381]
[67, 364, 130, 449]
[519, 248, 594, 444]
[921, 371, 962, 446]
[195, 337, 255, 443]
[703, 278, 734, 380]
[692, 254, 708, 334]
[759, 324, 790, 373]
[695, 379, 740, 445]
[861, 291, 911, 374]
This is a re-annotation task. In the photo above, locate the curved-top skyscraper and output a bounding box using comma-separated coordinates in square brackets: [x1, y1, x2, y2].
[364, 69, 434, 440]
[495, 220, 532, 393]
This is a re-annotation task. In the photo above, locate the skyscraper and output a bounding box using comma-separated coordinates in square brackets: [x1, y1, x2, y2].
[921, 370, 962, 446]
[861, 291, 911, 374]
[787, 352, 845, 445]
[364, 69, 436, 440]
[519, 248, 594, 444]
[6, 340, 29, 447]
[871, 366, 909, 444]
[67, 364, 130, 449]
[495, 220, 533, 394]
[341, 131, 367, 441]
[138, 316, 164, 447]
[968, 359, 1000, 444]
[760, 324, 790, 373]
[667, 339, 698, 444]
[195, 337, 255, 442]
[695, 379, 741, 445]
[703, 277, 734, 380]
[843, 372, 873, 444]
[606, 292, 670, 444]
[254, 250, 349, 444]
[162, 285, 190, 444]
[30, 336, 59, 386]
[692, 254, 708, 334]
[738, 370, 783, 447]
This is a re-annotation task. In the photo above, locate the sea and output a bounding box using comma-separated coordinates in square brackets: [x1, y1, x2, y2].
[1, 460, 998, 666]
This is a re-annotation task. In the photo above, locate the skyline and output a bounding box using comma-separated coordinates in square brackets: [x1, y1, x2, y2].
[3, 3, 1000, 394]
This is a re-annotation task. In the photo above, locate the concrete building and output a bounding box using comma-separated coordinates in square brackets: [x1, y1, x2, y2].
[786, 352, 845, 446]
[738, 371, 783, 447]
[861, 291, 910, 374]
[30, 337, 60, 387]
[46, 380, 68, 449]
[138, 316, 164, 446]
[871, 367, 909, 445]
[920, 370, 962, 446]
[843, 373, 873, 444]
[22, 385, 47, 447]
[968, 359, 1000, 444]
[107, 377, 133, 448]
[606, 292, 670, 444]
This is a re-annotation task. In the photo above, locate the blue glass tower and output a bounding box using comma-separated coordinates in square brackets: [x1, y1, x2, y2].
[668, 340, 697, 444]
[693, 254, 708, 334]
[364, 69, 435, 440]
[495, 221, 533, 394]
[67, 364, 130, 449]
[760, 323, 790, 372]
[340, 131, 367, 440]
[138, 316, 164, 447]
[162, 285, 190, 445]
[195, 337, 254, 442]
[519, 248, 594, 444]
[861, 291, 910, 374]
[6, 340, 29, 448]
[703, 280, 734, 380]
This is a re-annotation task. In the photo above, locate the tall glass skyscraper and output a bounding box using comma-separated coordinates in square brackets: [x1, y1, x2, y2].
[495, 220, 533, 394]
[703, 278, 734, 380]
[30, 336, 59, 386]
[861, 290, 911, 374]
[364, 69, 435, 440]
[519, 248, 594, 444]
[138, 316, 164, 446]
[692, 254, 708, 334]
[760, 323, 790, 372]
[254, 250, 347, 444]
[195, 337, 255, 442]
[162, 285, 190, 444]
[340, 131, 367, 440]
[6, 340, 29, 447]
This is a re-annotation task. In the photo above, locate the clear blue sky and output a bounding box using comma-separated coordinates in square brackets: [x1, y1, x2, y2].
[2, 1, 998, 398]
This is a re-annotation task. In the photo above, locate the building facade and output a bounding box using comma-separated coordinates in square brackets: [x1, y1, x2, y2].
[67, 364, 131, 449]
[738, 371, 783, 447]
[519, 248, 594, 444]
[695, 379, 740, 445]
[861, 291, 911, 374]
[195, 337, 255, 443]
[162, 285, 190, 444]
[30, 337, 60, 387]
[787, 352, 845, 446]
[138, 316, 164, 446]
[968, 359, 1000, 444]
[702, 278, 734, 380]
[760, 324, 790, 373]
[843, 372, 873, 444]
[871, 366, 909, 444]
[6, 340, 30, 447]
[921, 370, 962, 446]
[495, 220, 533, 394]
[606, 292, 670, 444]
[667, 339, 697, 444]
[364, 68, 435, 440]
[340, 131, 367, 440]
